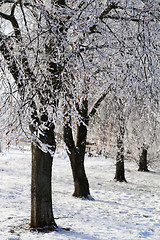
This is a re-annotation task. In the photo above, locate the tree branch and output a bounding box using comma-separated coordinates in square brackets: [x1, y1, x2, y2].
[104, 14, 143, 23]
[89, 85, 112, 119]
[0, 32, 40, 128]
[0, 11, 12, 21]
[63, 112, 76, 153]
[0, 0, 14, 7]
[89, 2, 118, 33]
[99, 2, 118, 20]
[11, 0, 20, 16]
[0, 0, 22, 39]
[0, 32, 23, 90]
[19, 0, 32, 41]
[54, 0, 65, 5]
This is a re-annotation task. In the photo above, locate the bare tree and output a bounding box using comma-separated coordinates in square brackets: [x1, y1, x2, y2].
[88, 0, 159, 181]
[0, 0, 63, 229]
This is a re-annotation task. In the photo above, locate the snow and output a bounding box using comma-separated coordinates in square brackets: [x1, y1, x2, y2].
[0, 148, 160, 240]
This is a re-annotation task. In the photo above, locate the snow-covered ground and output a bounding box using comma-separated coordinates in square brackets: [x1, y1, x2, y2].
[0, 148, 160, 240]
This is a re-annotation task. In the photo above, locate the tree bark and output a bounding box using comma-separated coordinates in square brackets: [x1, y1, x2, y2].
[138, 146, 149, 172]
[114, 144, 127, 182]
[64, 117, 90, 198]
[69, 147, 90, 198]
[30, 124, 57, 229]
[114, 119, 127, 182]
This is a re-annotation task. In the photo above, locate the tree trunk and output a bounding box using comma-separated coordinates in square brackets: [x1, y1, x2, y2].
[69, 147, 90, 198]
[114, 123, 127, 182]
[114, 148, 126, 182]
[30, 124, 57, 229]
[64, 117, 90, 198]
[138, 146, 149, 172]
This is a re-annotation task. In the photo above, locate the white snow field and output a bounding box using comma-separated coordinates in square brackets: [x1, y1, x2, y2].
[0, 148, 160, 240]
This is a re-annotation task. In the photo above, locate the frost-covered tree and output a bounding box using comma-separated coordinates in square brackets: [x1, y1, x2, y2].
[0, 0, 159, 229]
[126, 100, 159, 172]
[0, 0, 62, 229]
[61, 1, 119, 197]
[63, 87, 109, 197]
[89, 0, 159, 181]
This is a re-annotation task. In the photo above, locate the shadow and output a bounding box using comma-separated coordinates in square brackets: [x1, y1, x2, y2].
[93, 199, 122, 206]
[57, 227, 103, 240]
[147, 170, 160, 174]
[13, 222, 102, 240]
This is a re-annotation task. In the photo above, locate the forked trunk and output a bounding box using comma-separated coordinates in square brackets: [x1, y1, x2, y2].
[64, 114, 90, 198]
[138, 146, 149, 172]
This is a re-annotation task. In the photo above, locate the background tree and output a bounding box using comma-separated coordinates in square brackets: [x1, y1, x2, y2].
[138, 144, 149, 172]
[126, 104, 159, 172]
[60, 1, 119, 197]
[89, 0, 159, 181]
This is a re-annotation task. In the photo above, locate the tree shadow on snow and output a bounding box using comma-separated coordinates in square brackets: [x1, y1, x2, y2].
[58, 227, 102, 240]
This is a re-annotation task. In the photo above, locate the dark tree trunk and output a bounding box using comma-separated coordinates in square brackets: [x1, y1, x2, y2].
[114, 109, 127, 182]
[63, 106, 90, 198]
[138, 146, 149, 172]
[63, 87, 109, 198]
[30, 124, 57, 229]
[69, 147, 90, 198]
[114, 146, 127, 182]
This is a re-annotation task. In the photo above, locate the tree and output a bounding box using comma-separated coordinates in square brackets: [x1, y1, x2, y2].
[90, 93, 128, 182]
[63, 90, 109, 198]
[114, 98, 127, 182]
[138, 144, 149, 172]
[58, 1, 120, 197]
[63, 100, 90, 198]
[126, 106, 159, 172]
[60, 1, 116, 197]
[0, 0, 63, 229]
[88, 0, 159, 181]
